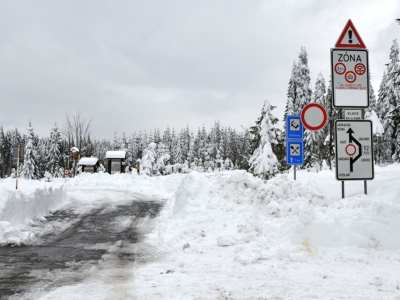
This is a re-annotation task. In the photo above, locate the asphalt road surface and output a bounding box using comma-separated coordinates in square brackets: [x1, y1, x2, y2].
[0, 199, 162, 299]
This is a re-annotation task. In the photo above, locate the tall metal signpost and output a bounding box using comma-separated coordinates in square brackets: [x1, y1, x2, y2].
[331, 19, 374, 198]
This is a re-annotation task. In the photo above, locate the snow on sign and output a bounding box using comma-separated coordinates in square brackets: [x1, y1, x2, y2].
[331, 48, 369, 108]
[301, 103, 328, 131]
[335, 19, 366, 49]
[335, 120, 374, 180]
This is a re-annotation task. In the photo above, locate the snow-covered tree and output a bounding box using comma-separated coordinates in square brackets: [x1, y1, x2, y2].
[249, 100, 280, 179]
[156, 142, 170, 175]
[368, 83, 377, 112]
[22, 123, 39, 179]
[112, 132, 121, 150]
[0, 127, 12, 177]
[284, 62, 299, 121]
[36, 138, 48, 178]
[378, 40, 400, 161]
[283, 46, 312, 155]
[141, 142, 157, 175]
[47, 124, 63, 177]
[365, 109, 384, 164]
[296, 47, 312, 109]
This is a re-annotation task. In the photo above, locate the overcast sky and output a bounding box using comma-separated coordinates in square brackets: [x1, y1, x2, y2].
[0, 0, 399, 138]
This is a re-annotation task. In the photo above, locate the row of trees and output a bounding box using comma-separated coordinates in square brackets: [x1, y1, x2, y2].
[0, 40, 398, 180]
[0, 118, 254, 179]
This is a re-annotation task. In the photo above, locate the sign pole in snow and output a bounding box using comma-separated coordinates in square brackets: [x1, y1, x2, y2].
[364, 180, 367, 194]
[285, 115, 304, 180]
[341, 181, 345, 199]
[332, 20, 374, 198]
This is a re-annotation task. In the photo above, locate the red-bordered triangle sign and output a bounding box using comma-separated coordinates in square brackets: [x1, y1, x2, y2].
[335, 19, 366, 49]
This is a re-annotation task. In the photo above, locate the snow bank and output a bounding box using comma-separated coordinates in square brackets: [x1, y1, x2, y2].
[135, 166, 400, 299]
[164, 169, 399, 253]
[1, 166, 400, 298]
[0, 172, 186, 245]
[0, 178, 65, 244]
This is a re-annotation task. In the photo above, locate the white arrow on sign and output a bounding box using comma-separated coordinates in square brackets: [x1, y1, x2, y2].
[335, 120, 374, 180]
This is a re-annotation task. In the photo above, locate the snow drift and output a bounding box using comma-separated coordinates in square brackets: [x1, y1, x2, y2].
[136, 165, 400, 299]
[0, 178, 65, 244]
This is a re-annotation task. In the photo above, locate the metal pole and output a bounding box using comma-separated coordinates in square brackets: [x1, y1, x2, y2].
[329, 118, 333, 170]
[294, 165, 296, 181]
[364, 180, 367, 195]
[341, 181, 345, 199]
[16, 144, 20, 190]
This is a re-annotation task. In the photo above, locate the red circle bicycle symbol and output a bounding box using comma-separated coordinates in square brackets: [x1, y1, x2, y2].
[345, 144, 357, 156]
[334, 63, 346, 75]
[344, 71, 357, 83]
[354, 63, 366, 75]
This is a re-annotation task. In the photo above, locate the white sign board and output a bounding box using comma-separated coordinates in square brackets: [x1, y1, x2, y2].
[335, 120, 374, 180]
[343, 109, 363, 120]
[331, 49, 369, 108]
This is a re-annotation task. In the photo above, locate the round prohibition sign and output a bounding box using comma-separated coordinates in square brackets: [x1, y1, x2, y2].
[345, 144, 357, 156]
[344, 71, 357, 83]
[354, 63, 366, 75]
[334, 62, 346, 75]
[300, 103, 328, 131]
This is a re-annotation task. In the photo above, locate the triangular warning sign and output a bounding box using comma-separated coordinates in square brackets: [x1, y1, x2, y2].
[335, 19, 366, 49]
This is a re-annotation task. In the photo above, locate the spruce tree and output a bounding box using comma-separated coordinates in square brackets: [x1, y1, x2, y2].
[379, 40, 400, 160]
[141, 142, 157, 175]
[283, 47, 312, 122]
[22, 123, 39, 179]
[249, 100, 279, 179]
[47, 124, 63, 177]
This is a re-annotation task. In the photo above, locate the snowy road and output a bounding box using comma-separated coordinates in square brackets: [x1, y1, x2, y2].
[0, 199, 162, 299]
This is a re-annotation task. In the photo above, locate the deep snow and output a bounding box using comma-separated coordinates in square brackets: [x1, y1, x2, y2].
[1, 166, 400, 299]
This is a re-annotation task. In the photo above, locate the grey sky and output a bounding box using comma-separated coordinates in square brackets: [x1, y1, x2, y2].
[0, 0, 398, 138]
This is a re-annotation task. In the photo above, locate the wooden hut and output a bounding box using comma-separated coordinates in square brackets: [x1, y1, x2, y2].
[78, 157, 100, 173]
[105, 151, 127, 174]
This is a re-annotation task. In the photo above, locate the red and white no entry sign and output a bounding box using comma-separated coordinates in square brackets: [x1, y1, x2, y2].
[301, 103, 328, 131]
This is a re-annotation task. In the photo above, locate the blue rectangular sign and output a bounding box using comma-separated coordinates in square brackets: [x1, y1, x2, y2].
[286, 115, 303, 139]
[286, 139, 304, 165]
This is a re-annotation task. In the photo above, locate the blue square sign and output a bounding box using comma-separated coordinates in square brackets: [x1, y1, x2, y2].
[286, 139, 304, 165]
[286, 115, 303, 139]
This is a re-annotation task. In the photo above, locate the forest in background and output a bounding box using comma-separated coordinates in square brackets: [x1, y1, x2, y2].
[0, 39, 399, 179]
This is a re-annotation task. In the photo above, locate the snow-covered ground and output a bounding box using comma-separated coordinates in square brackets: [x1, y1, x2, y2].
[1, 166, 400, 299]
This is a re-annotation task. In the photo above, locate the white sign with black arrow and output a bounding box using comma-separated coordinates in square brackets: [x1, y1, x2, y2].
[335, 120, 374, 180]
